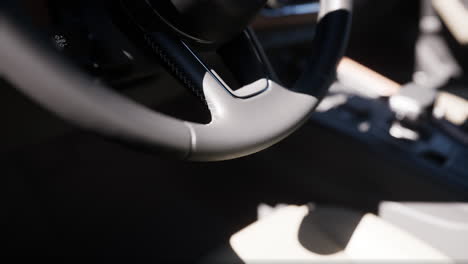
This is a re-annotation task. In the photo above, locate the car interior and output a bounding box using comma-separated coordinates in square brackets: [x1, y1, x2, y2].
[2, 0, 468, 261]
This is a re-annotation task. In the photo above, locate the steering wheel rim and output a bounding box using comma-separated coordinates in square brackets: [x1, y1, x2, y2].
[0, 0, 352, 161]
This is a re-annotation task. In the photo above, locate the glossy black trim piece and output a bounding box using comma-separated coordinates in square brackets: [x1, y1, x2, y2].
[294, 9, 352, 101]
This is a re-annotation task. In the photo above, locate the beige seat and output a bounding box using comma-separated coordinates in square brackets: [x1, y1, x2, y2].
[229, 205, 453, 263]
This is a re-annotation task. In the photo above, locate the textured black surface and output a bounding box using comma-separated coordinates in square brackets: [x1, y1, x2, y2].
[144, 32, 207, 103]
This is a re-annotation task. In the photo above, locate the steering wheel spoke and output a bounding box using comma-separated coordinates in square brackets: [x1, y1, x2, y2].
[139, 25, 322, 160]
[187, 74, 317, 161]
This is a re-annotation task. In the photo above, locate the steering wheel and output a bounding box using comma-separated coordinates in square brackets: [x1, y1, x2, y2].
[0, 0, 352, 161]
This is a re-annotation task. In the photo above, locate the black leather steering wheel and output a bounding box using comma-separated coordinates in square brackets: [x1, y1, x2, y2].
[0, 0, 352, 161]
